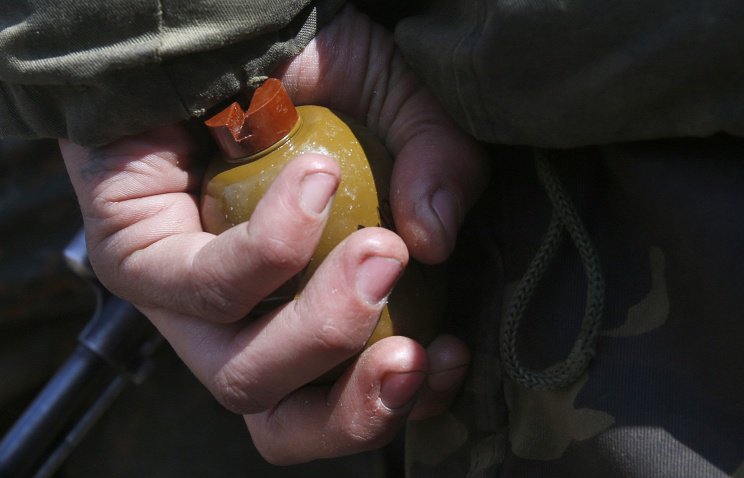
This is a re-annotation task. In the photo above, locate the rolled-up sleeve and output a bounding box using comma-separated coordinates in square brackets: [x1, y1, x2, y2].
[0, 0, 345, 146]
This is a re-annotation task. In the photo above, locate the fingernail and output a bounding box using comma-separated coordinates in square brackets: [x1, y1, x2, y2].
[300, 172, 338, 214]
[427, 365, 469, 393]
[356, 256, 403, 304]
[431, 189, 460, 242]
[380, 371, 425, 409]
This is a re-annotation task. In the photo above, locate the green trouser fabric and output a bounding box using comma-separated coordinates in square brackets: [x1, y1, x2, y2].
[406, 136, 744, 477]
[0, 0, 344, 146]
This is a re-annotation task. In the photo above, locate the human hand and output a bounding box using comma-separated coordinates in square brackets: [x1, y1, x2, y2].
[276, 5, 490, 265]
[59, 4, 489, 465]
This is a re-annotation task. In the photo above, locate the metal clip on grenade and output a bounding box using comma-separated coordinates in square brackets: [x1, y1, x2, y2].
[200, 78, 444, 380]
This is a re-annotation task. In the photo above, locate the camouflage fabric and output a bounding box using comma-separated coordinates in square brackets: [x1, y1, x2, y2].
[3, 1, 744, 476]
[407, 137, 744, 477]
[0, 0, 345, 147]
[4, 139, 742, 478]
[392, 0, 744, 147]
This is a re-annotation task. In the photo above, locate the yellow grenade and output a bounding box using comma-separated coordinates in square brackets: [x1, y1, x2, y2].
[200, 79, 443, 376]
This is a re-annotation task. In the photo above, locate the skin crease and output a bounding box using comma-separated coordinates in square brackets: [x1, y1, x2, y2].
[59, 5, 489, 465]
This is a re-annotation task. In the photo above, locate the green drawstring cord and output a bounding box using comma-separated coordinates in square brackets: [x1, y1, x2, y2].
[500, 150, 605, 391]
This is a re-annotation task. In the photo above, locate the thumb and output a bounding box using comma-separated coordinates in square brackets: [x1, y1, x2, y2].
[277, 4, 490, 264]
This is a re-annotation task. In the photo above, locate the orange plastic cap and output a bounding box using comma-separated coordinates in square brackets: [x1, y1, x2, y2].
[205, 78, 299, 160]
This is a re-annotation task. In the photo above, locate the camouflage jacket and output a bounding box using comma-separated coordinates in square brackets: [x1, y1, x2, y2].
[393, 3, 744, 475]
[2, 1, 743, 477]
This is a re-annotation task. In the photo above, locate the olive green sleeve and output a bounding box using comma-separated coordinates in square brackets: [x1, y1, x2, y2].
[393, 0, 744, 147]
[0, 0, 345, 146]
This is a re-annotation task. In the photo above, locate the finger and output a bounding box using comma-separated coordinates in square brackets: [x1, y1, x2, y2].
[59, 125, 202, 224]
[387, 105, 491, 264]
[138, 153, 340, 322]
[409, 334, 471, 421]
[180, 153, 341, 322]
[59, 125, 207, 290]
[149, 227, 408, 414]
[245, 336, 428, 465]
[277, 5, 491, 264]
[61, 128, 342, 322]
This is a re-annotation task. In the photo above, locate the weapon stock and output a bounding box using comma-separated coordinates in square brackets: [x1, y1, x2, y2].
[0, 230, 162, 478]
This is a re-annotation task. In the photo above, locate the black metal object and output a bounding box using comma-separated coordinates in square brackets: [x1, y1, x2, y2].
[0, 230, 162, 478]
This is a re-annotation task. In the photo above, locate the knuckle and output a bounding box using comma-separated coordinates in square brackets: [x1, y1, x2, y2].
[313, 321, 366, 356]
[252, 414, 391, 465]
[189, 280, 241, 323]
[88, 195, 116, 218]
[338, 413, 391, 450]
[186, 260, 261, 322]
[255, 236, 309, 272]
[248, 415, 299, 465]
[212, 367, 273, 415]
[253, 442, 296, 466]
[294, 297, 377, 356]
[86, 241, 131, 297]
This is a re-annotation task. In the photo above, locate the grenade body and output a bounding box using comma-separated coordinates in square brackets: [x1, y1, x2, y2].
[201, 103, 443, 368]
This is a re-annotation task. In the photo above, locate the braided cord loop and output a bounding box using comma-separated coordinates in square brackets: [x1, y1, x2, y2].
[500, 150, 605, 390]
